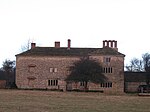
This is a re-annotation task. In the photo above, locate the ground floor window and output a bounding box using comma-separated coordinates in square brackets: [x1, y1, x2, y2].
[80, 81, 87, 86]
[100, 82, 112, 88]
[48, 79, 58, 86]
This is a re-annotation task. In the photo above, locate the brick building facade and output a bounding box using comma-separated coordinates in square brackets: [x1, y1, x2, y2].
[16, 40, 125, 94]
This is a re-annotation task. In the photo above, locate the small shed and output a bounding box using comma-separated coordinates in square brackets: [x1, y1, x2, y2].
[124, 72, 146, 92]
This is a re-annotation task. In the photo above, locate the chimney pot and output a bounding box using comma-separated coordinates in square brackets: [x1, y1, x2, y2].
[68, 39, 71, 49]
[102, 40, 118, 51]
[55, 41, 60, 48]
[31, 43, 36, 49]
[107, 40, 109, 47]
[114, 41, 117, 48]
[103, 40, 105, 47]
[111, 41, 113, 47]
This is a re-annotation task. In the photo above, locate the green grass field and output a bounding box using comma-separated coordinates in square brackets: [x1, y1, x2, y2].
[0, 90, 149, 112]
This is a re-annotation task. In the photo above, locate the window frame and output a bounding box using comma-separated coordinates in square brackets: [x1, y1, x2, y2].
[103, 67, 113, 73]
[100, 82, 112, 88]
[80, 81, 87, 87]
[48, 79, 58, 86]
[49, 67, 58, 73]
[104, 57, 111, 63]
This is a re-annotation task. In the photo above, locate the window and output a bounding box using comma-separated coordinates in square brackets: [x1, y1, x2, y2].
[50, 68, 53, 72]
[108, 67, 112, 73]
[100, 82, 112, 88]
[50, 68, 58, 73]
[48, 79, 58, 86]
[80, 81, 87, 86]
[103, 67, 113, 73]
[104, 57, 111, 63]
[54, 68, 57, 72]
[28, 64, 36, 73]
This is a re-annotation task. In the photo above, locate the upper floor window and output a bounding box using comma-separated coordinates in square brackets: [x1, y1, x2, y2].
[54, 68, 58, 72]
[50, 68, 53, 72]
[50, 68, 58, 73]
[103, 57, 111, 63]
[28, 64, 36, 73]
[103, 67, 113, 73]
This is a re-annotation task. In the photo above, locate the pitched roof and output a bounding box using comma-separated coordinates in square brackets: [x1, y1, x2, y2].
[16, 46, 125, 57]
[124, 72, 147, 82]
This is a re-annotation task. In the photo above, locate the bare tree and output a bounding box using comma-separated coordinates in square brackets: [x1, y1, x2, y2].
[125, 58, 144, 72]
[142, 53, 150, 70]
[126, 53, 150, 92]
[126, 53, 150, 72]
[21, 39, 31, 52]
[142, 53, 150, 85]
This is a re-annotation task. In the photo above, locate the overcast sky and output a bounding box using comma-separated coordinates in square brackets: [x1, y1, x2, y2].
[0, 0, 150, 67]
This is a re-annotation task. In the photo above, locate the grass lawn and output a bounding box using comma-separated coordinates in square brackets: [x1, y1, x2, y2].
[0, 90, 150, 112]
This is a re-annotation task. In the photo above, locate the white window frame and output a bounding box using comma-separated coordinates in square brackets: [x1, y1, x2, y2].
[54, 68, 58, 72]
[50, 68, 53, 72]
[49, 68, 58, 73]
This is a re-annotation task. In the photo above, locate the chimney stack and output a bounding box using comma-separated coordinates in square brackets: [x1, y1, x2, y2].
[55, 41, 60, 48]
[114, 41, 117, 48]
[67, 39, 71, 49]
[31, 43, 36, 49]
[103, 40, 118, 51]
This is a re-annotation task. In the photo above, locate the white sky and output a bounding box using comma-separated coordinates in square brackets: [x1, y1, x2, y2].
[0, 0, 150, 67]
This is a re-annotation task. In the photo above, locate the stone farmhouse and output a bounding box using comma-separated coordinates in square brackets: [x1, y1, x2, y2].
[16, 39, 125, 94]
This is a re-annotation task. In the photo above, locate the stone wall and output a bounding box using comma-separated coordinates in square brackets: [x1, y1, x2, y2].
[16, 55, 124, 94]
[90, 55, 124, 93]
[125, 82, 146, 92]
[16, 56, 79, 89]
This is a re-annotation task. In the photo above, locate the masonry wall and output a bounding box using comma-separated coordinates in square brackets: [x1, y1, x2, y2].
[125, 82, 146, 92]
[16, 56, 79, 90]
[90, 55, 124, 93]
[16, 55, 124, 93]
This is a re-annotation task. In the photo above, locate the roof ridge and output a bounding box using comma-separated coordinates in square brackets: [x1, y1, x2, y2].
[16, 46, 125, 57]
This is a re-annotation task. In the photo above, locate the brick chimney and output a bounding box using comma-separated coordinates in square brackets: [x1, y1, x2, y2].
[103, 40, 118, 51]
[55, 41, 60, 48]
[67, 39, 71, 49]
[31, 43, 36, 49]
